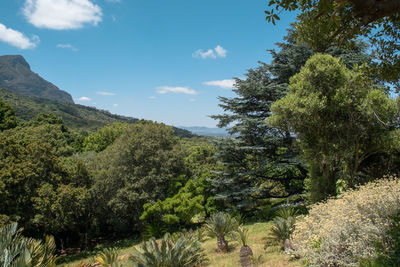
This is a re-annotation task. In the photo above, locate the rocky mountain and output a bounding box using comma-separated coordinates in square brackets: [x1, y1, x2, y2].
[0, 55, 74, 103]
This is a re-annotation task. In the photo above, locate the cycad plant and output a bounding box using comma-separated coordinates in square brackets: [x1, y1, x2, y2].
[95, 248, 123, 267]
[203, 212, 239, 252]
[267, 207, 297, 247]
[0, 223, 58, 267]
[237, 226, 253, 267]
[129, 233, 207, 267]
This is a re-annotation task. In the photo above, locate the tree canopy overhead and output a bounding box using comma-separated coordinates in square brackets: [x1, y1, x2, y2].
[266, 0, 400, 89]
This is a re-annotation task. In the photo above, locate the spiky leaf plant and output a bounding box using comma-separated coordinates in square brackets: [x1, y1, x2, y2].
[95, 248, 122, 267]
[267, 216, 296, 247]
[130, 233, 207, 267]
[0, 223, 58, 267]
[203, 212, 239, 252]
[237, 226, 253, 267]
[275, 207, 298, 220]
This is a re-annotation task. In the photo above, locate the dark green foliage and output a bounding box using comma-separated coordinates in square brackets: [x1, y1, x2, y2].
[265, 0, 400, 90]
[210, 31, 309, 213]
[268, 54, 399, 202]
[0, 97, 17, 131]
[91, 121, 186, 233]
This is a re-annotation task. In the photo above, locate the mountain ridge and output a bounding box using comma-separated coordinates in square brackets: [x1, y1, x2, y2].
[0, 55, 74, 103]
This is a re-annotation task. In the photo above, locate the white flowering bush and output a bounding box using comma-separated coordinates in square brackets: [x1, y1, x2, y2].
[292, 177, 400, 266]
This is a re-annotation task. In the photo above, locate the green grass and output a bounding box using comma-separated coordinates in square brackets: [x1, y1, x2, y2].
[57, 222, 299, 267]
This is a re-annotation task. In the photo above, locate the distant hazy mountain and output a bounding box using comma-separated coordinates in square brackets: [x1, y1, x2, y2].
[0, 55, 74, 103]
[179, 126, 232, 137]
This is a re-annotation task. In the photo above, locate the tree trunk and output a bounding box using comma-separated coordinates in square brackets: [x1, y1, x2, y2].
[240, 245, 253, 267]
[217, 235, 228, 252]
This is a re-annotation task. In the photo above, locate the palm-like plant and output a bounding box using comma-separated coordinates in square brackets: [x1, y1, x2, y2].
[203, 212, 239, 252]
[237, 226, 253, 267]
[267, 207, 297, 247]
[0, 223, 58, 267]
[95, 248, 122, 267]
[130, 233, 207, 267]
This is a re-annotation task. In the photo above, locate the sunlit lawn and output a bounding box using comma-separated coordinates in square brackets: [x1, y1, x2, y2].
[58, 222, 299, 267]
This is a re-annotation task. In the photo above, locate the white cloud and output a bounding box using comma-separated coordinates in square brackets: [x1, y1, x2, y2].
[203, 79, 236, 89]
[57, 43, 78, 51]
[192, 49, 216, 59]
[97, 91, 115, 96]
[0, 23, 39, 49]
[23, 0, 102, 30]
[157, 86, 198, 95]
[77, 96, 91, 101]
[215, 45, 227, 58]
[113, 103, 118, 107]
[192, 45, 227, 59]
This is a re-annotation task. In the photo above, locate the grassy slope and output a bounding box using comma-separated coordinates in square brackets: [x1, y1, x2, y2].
[58, 222, 299, 267]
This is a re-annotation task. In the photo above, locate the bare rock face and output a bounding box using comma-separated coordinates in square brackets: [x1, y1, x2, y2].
[0, 55, 74, 103]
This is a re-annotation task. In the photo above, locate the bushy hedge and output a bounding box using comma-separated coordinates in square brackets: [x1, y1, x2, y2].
[292, 177, 400, 266]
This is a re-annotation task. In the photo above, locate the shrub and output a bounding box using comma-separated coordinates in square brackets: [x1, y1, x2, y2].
[129, 233, 207, 267]
[292, 177, 400, 266]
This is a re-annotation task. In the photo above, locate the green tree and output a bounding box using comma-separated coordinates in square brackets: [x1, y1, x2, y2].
[82, 122, 128, 152]
[0, 97, 17, 131]
[265, 0, 400, 89]
[91, 121, 186, 233]
[268, 54, 399, 201]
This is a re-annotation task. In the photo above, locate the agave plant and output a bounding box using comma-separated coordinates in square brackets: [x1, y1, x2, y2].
[0, 223, 58, 267]
[203, 212, 239, 252]
[237, 226, 253, 267]
[130, 233, 207, 267]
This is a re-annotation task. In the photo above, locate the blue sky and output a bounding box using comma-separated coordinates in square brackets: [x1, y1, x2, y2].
[0, 0, 296, 127]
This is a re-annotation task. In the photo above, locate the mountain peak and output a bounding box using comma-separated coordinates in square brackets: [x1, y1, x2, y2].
[0, 55, 74, 103]
[0, 55, 31, 69]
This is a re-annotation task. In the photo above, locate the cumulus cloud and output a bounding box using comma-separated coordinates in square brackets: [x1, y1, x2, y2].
[97, 91, 115, 96]
[0, 23, 39, 49]
[23, 0, 102, 30]
[77, 96, 91, 101]
[214, 45, 227, 58]
[203, 79, 236, 89]
[157, 86, 198, 95]
[57, 43, 78, 51]
[192, 45, 227, 59]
